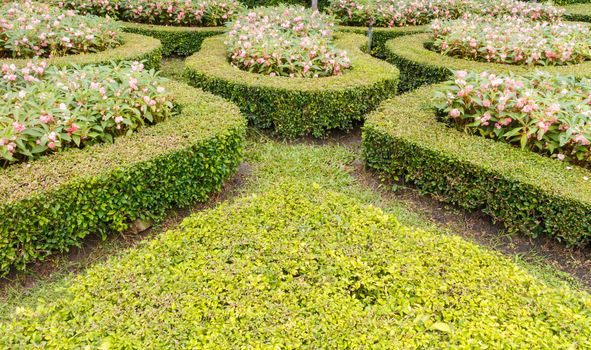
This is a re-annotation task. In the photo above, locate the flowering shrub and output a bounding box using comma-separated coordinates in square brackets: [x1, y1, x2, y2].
[329, 0, 563, 27]
[225, 5, 351, 78]
[57, 0, 243, 27]
[0, 1, 122, 58]
[0, 61, 174, 165]
[434, 70, 591, 167]
[430, 16, 591, 66]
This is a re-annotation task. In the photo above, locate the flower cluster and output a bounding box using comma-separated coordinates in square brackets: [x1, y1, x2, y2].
[434, 70, 591, 167]
[0, 1, 122, 58]
[225, 5, 351, 78]
[329, 0, 563, 27]
[0, 61, 174, 165]
[431, 16, 591, 66]
[57, 0, 243, 27]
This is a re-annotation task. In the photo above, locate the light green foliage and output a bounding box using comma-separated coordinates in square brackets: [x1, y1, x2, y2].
[384, 32, 591, 92]
[362, 84, 591, 246]
[0, 33, 162, 70]
[1, 183, 589, 348]
[565, 3, 591, 21]
[185, 33, 399, 138]
[0, 81, 246, 276]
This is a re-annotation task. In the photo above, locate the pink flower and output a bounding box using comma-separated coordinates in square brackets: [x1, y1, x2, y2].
[12, 122, 25, 132]
[39, 114, 53, 124]
[449, 109, 461, 118]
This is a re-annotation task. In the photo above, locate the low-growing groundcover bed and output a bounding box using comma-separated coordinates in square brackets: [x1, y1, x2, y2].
[185, 33, 399, 137]
[1, 184, 590, 348]
[0, 77, 245, 276]
[384, 23, 591, 91]
[362, 84, 591, 247]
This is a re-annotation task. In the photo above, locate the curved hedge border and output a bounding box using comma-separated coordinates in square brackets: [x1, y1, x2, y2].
[362, 84, 591, 247]
[384, 31, 591, 92]
[0, 32, 162, 69]
[185, 33, 400, 138]
[564, 4, 591, 21]
[121, 22, 224, 57]
[0, 81, 246, 276]
[337, 25, 427, 56]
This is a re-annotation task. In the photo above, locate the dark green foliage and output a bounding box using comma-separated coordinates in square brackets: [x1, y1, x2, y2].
[362, 84, 591, 247]
[384, 32, 591, 92]
[185, 33, 399, 138]
[0, 33, 162, 70]
[1, 184, 590, 348]
[559, 0, 591, 5]
[0, 81, 246, 276]
[564, 3, 591, 21]
[241, 0, 330, 8]
[337, 25, 427, 57]
[122, 22, 224, 56]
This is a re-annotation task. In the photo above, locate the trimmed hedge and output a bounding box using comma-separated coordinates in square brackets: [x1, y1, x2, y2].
[0, 81, 246, 276]
[362, 84, 591, 247]
[384, 32, 591, 92]
[121, 22, 224, 57]
[242, 0, 330, 8]
[1, 184, 590, 348]
[185, 33, 399, 138]
[564, 3, 591, 21]
[337, 24, 427, 56]
[0, 32, 162, 70]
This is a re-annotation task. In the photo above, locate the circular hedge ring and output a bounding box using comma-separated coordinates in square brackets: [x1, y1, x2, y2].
[337, 25, 428, 57]
[564, 4, 591, 22]
[384, 31, 591, 92]
[121, 22, 224, 57]
[185, 33, 400, 138]
[0, 32, 162, 70]
[362, 83, 591, 247]
[0, 81, 246, 276]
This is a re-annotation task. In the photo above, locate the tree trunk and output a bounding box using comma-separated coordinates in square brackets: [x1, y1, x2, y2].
[311, 0, 318, 10]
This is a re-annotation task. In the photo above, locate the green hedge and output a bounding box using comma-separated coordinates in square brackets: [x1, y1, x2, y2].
[121, 22, 224, 57]
[0, 32, 162, 70]
[241, 0, 330, 8]
[384, 32, 591, 92]
[1, 183, 590, 348]
[0, 81, 246, 276]
[337, 25, 427, 57]
[362, 84, 591, 247]
[564, 3, 591, 21]
[185, 33, 399, 138]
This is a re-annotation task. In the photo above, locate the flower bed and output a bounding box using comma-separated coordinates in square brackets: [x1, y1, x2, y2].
[383, 30, 591, 92]
[226, 6, 350, 78]
[1, 61, 173, 165]
[362, 83, 591, 246]
[57, 0, 242, 27]
[1, 184, 590, 348]
[0, 79, 246, 276]
[55, 0, 242, 56]
[185, 33, 399, 138]
[434, 71, 591, 167]
[1, 1, 122, 58]
[329, 0, 564, 27]
[431, 16, 591, 66]
[0, 32, 162, 69]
